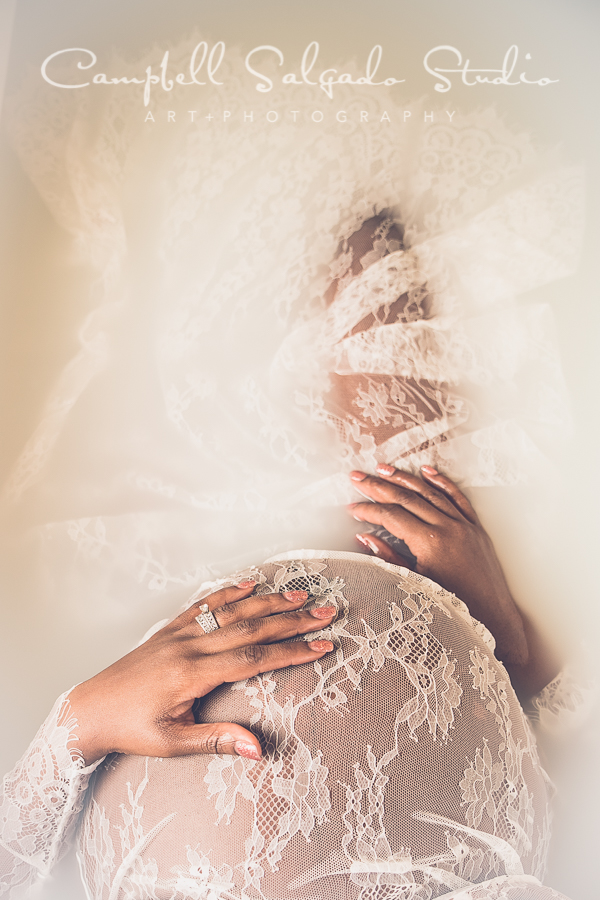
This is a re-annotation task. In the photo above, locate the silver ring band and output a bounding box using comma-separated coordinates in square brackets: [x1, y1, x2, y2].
[195, 603, 220, 633]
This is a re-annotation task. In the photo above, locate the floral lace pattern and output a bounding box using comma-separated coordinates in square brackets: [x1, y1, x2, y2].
[0, 556, 584, 899]
[529, 664, 597, 734]
[69, 553, 568, 900]
[0, 33, 586, 900]
[0, 693, 103, 896]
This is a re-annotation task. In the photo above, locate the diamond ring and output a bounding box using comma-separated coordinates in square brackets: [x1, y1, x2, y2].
[195, 604, 220, 633]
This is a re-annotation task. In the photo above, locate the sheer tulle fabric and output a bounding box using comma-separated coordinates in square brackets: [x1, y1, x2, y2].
[4, 44, 583, 591]
[0, 37, 585, 900]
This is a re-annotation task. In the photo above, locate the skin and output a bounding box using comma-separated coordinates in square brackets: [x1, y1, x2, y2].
[349, 463, 561, 703]
[68, 585, 335, 765]
[69, 465, 557, 765]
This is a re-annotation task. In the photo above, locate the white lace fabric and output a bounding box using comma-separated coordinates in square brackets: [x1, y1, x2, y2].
[4, 46, 583, 542]
[0, 693, 104, 896]
[0, 554, 578, 899]
[0, 34, 587, 900]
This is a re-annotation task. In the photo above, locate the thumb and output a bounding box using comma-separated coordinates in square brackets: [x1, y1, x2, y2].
[165, 721, 263, 761]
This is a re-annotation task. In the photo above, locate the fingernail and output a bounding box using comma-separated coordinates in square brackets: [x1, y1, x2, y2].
[356, 533, 379, 554]
[310, 606, 336, 619]
[350, 470, 367, 481]
[347, 503, 364, 521]
[234, 741, 261, 760]
[283, 590, 309, 602]
[421, 465, 438, 475]
[308, 640, 334, 651]
[376, 463, 395, 476]
[237, 580, 256, 589]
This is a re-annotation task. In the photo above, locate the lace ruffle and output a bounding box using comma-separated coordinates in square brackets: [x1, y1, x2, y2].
[0, 692, 103, 896]
[529, 663, 597, 734]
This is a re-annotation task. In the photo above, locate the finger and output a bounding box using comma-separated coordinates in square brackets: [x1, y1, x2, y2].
[376, 464, 466, 520]
[356, 533, 416, 570]
[348, 501, 426, 555]
[193, 606, 338, 654]
[210, 590, 309, 629]
[204, 580, 258, 610]
[218, 581, 262, 608]
[420, 465, 480, 524]
[164, 721, 264, 760]
[353, 466, 463, 522]
[177, 581, 259, 628]
[197, 638, 335, 695]
[349, 472, 447, 525]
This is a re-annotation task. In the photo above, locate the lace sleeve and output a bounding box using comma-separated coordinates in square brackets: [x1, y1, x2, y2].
[0, 691, 105, 897]
[528, 662, 597, 734]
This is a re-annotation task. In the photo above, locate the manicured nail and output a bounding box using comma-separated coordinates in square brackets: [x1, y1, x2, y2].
[350, 470, 368, 481]
[347, 504, 365, 522]
[234, 741, 261, 760]
[237, 580, 256, 589]
[308, 640, 334, 651]
[310, 606, 336, 619]
[376, 463, 395, 476]
[283, 590, 309, 602]
[356, 533, 380, 554]
[421, 465, 438, 475]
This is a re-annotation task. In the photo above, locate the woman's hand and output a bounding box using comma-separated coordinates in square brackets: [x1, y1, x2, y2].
[68, 582, 335, 765]
[348, 464, 560, 698]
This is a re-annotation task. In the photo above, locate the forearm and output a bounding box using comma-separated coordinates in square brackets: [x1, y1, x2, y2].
[502, 606, 562, 705]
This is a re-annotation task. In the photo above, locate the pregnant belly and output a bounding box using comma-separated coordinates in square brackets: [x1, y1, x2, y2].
[81, 553, 552, 899]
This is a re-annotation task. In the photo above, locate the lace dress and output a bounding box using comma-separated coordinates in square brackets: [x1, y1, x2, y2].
[0, 35, 587, 900]
[0, 553, 582, 899]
